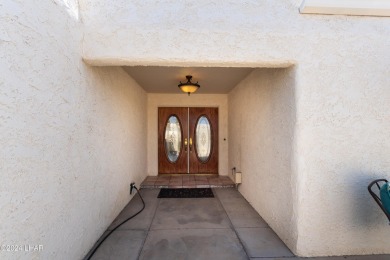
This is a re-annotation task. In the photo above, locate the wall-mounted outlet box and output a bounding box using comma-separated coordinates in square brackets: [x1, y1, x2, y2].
[234, 172, 242, 184]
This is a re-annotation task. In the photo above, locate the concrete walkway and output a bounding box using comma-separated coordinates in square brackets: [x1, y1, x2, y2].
[86, 188, 389, 260]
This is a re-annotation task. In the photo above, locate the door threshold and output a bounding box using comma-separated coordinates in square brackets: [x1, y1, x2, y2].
[141, 174, 234, 189]
[158, 173, 219, 176]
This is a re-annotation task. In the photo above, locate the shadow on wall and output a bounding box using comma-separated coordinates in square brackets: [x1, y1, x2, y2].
[346, 171, 389, 247]
[347, 172, 388, 226]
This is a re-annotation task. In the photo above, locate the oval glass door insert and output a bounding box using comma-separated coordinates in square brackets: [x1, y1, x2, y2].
[195, 116, 212, 162]
[164, 116, 182, 163]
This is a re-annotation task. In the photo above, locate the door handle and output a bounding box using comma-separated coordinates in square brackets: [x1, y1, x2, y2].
[189, 137, 193, 152]
[184, 138, 188, 152]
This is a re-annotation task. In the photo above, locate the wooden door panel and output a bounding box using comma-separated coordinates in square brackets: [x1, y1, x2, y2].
[189, 107, 218, 174]
[158, 107, 188, 174]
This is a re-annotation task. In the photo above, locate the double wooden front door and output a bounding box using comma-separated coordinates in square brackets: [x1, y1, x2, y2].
[158, 107, 218, 174]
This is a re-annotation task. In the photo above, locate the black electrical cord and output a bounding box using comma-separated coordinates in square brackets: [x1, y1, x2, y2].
[85, 186, 145, 260]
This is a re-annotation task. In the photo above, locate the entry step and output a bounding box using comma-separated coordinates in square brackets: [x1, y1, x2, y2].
[141, 174, 235, 189]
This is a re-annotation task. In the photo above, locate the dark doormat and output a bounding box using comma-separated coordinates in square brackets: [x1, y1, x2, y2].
[158, 188, 214, 198]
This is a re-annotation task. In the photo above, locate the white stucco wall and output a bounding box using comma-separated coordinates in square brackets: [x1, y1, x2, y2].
[147, 94, 228, 176]
[79, 0, 390, 256]
[229, 68, 297, 252]
[1, 1, 147, 259]
[295, 49, 390, 256]
[3, 0, 390, 258]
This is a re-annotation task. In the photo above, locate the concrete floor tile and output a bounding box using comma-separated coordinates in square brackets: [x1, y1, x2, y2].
[346, 256, 390, 260]
[236, 227, 294, 258]
[224, 202, 268, 228]
[141, 188, 159, 195]
[89, 230, 147, 260]
[214, 188, 268, 228]
[214, 187, 243, 200]
[151, 198, 231, 230]
[249, 256, 296, 260]
[295, 256, 390, 260]
[87, 186, 390, 260]
[108, 189, 159, 230]
[252, 256, 390, 260]
[249, 256, 298, 260]
[227, 209, 268, 228]
[139, 228, 248, 260]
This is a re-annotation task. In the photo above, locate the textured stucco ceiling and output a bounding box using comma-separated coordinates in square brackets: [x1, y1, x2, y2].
[123, 66, 254, 94]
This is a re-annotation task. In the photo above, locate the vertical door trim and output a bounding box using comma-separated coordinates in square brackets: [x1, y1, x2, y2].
[187, 107, 190, 174]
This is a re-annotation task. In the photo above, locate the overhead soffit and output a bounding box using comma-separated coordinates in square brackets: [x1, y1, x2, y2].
[123, 66, 255, 94]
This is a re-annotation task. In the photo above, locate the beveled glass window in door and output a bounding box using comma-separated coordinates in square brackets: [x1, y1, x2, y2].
[164, 115, 182, 163]
[195, 115, 212, 162]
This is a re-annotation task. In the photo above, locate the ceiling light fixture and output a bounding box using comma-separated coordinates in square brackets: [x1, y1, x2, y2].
[178, 75, 200, 95]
